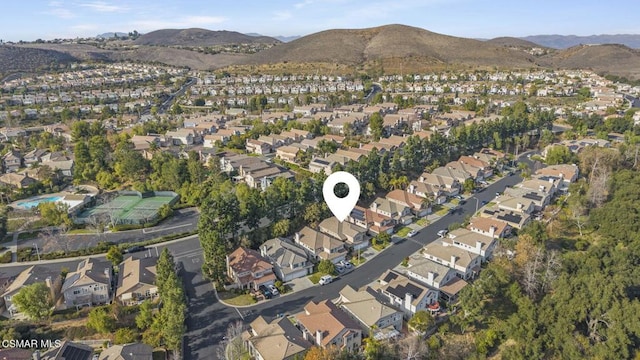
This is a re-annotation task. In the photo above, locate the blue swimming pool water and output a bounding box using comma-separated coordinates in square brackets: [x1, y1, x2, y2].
[17, 196, 63, 209]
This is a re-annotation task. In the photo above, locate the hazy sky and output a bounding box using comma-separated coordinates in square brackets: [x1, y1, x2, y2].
[3, 0, 639, 42]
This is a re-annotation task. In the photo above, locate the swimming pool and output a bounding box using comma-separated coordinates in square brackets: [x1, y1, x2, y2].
[16, 196, 63, 209]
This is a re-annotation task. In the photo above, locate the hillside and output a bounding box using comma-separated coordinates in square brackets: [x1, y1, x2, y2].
[134, 28, 280, 46]
[242, 24, 538, 70]
[521, 34, 640, 49]
[0, 45, 78, 78]
[486, 37, 545, 48]
[542, 44, 640, 78]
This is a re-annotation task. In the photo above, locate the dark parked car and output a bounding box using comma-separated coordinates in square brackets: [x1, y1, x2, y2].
[259, 285, 272, 299]
[124, 245, 146, 254]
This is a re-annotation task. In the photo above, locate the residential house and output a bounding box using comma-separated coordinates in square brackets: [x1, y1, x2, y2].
[130, 135, 161, 151]
[0, 173, 37, 189]
[116, 256, 158, 306]
[258, 135, 288, 148]
[495, 195, 536, 214]
[431, 166, 472, 185]
[294, 300, 362, 352]
[407, 181, 447, 205]
[35, 341, 93, 360]
[24, 149, 49, 166]
[370, 197, 413, 225]
[347, 206, 395, 235]
[0, 348, 32, 360]
[421, 241, 481, 280]
[419, 172, 461, 197]
[518, 178, 558, 198]
[318, 217, 369, 251]
[259, 238, 313, 282]
[165, 129, 198, 145]
[41, 159, 74, 177]
[401, 254, 467, 304]
[458, 155, 494, 179]
[275, 145, 301, 163]
[98, 343, 153, 360]
[0, 128, 26, 142]
[308, 157, 337, 175]
[385, 189, 431, 217]
[535, 164, 579, 193]
[2, 151, 22, 173]
[61, 258, 112, 309]
[468, 217, 512, 239]
[226, 247, 276, 290]
[337, 285, 403, 335]
[473, 148, 506, 169]
[480, 207, 531, 229]
[378, 270, 440, 317]
[294, 227, 346, 264]
[446, 228, 497, 261]
[504, 187, 551, 211]
[244, 316, 312, 360]
[1, 265, 62, 318]
[245, 139, 272, 155]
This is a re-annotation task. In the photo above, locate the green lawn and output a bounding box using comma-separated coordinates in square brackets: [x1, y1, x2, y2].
[351, 257, 366, 266]
[450, 198, 460, 205]
[218, 292, 257, 306]
[435, 207, 450, 216]
[372, 242, 390, 251]
[396, 227, 413, 237]
[67, 229, 96, 234]
[17, 232, 38, 241]
[7, 218, 28, 232]
[416, 218, 429, 226]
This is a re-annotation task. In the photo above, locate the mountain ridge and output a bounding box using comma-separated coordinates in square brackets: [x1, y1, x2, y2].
[134, 28, 280, 46]
[520, 34, 640, 49]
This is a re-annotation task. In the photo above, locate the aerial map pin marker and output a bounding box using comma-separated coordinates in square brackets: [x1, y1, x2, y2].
[322, 171, 360, 222]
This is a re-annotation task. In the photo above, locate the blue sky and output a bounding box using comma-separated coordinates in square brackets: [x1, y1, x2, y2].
[3, 0, 639, 42]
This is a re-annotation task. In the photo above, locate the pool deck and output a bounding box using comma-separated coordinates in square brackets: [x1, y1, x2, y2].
[8, 186, 99, 211]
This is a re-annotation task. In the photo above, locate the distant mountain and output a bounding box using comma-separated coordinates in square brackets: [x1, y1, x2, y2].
[97, 32, 128, 39]
[0, 45, 78, 77]
[134, 28, 280, 46]
[245, 33, 300, 42]
[540, 44, 640, 79]
[486, 37, 546, 48]
[520, 34, 640, 49]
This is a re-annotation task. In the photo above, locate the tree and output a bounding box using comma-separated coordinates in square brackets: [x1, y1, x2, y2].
[463, 178, 476, 193]
[106, 245, 123, 267]
[37, 202, 71, 227]
[12, 283, 53, 320]
[87, 306, 116, 334]
[318, 259, 336, 275]
[0, 206, 7, 240]
[408, 310, 434, 334]
[303, 202, 325, 228]
[545, 145, 573, 165]
[369, 112, 384, 140]
[136, 300, 155, 330]
[375, 232, 391, 246]
[272, 219, 291, 238]
[114, 328, 138, 344]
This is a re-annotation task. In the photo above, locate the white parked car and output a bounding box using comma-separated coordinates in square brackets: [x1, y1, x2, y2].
[339, 260, 353, 269]
[407, 230, 418, 237]
[268, 284, 279, 295]
[319, 275, 333, 285]
[437, 229, 448, 237]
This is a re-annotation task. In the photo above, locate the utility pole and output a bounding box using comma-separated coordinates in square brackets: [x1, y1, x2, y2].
[33, 243, 41, 261]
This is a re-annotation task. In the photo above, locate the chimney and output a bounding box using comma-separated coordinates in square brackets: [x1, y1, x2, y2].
[489, 225, 496, 238]
[516, 202, 523, 210]
[548, 177, 554, 184]
[539, 185, 545, 192]
[475, 241, 482, 253]
[316, 330, 323, 346]
[409, 184, 415, 193]
[404, 293, 413, 309]
[372, 202, 378, 211]
[294, 232, 300, 243]
[450, 255, 456, 267]
[427, 271, 434, 284]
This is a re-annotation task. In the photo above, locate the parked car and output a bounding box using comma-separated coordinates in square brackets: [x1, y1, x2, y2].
[319, 275, 333, 285]
[268, 284, 279, 295]
[481, 200, 487, 205]
[459, 199, 467, 205]
[453, 195, 464, 200]
[407, 229, 418, 237]
[479, 180, 488, 186]
[437, 229, 448, 237]
[336, 265, 345, 274]
[259, 285, 272, 299]
[340, 260, 353, 269]
[124, 245, 146, 254]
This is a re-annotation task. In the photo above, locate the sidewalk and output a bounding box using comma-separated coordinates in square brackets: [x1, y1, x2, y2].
[0, 234, 199, 268]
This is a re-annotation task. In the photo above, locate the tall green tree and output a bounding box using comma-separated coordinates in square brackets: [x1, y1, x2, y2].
[12, 283, 53, 320]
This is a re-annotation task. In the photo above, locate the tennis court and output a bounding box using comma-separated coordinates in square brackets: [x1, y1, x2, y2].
[75, 191, 179, 225]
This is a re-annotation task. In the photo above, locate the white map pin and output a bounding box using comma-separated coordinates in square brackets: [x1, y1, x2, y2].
[323, 171, 360, 222]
